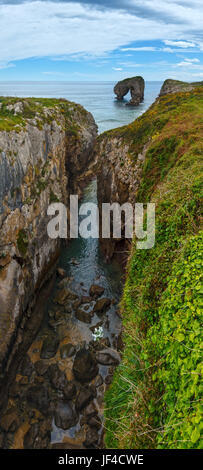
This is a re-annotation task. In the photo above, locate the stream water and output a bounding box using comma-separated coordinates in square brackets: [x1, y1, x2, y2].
[1, 179, 123, 449]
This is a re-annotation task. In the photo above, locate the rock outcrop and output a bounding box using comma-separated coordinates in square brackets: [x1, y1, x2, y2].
[114, 76, 145, 106]
[96, 129, 149, 260]
[0, 97, 97, 372]
[159, 78, 203, 96]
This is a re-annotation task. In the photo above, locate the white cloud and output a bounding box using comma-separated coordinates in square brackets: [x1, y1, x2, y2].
[0, 1, 202, 66]
[164, 40, 196, 48]
[191, 73, 203, 77]
[119, 62, 142, 67]
[162, 47, 174, 53]
[184, 58, 200, 63]
[120, 47, 157, 51]
[112, 67, 123, 71]
[176, 61, 203, 69]
[42, 71, 66, 76]
[0, 62, 15, 70]
[177, 61, 194, 66]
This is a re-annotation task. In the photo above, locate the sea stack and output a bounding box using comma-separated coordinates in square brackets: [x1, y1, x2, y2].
[114, 76, 145, 106]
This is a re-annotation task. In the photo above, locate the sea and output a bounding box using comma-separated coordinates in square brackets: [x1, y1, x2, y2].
[0, 81, 162, 133]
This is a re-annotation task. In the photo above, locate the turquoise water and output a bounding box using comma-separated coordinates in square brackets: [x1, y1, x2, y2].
[0, 81, 162, 133]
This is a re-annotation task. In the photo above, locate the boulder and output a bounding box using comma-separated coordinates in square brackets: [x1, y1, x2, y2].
[75, 387, 94, 411]
[81, 295, 92, 303]
[54, 401, 78, 430]
[83, 402, 97, 418]
[48, 363, 67, 390]
[26, 385, 50, 413]
[83, 427, 99, 448]
[0, 408, 20, 433]
[54, 288, 78, 305]
[63, 382, 76, 400]
[75, 308, 93, 324]
[34, 360, 49, 376]
[93, 298, 111, 315]
[88, 415, 102, 430]
[54, 288, 70, 305]
[114, 76, 145, 106]
[89, 285, 104, 298]
[40, 335, 59, 359]
[93, 374, 103, 388]
[60, 343, 75, 359]
[96, 348, 121, 366]
[24, 422, 51, 449]
[73, 349, 98, 383]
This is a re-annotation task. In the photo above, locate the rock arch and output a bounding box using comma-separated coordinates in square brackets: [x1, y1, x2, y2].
[114, 76, 145, 106]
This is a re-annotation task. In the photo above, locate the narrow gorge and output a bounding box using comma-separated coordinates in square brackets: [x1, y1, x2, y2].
[0, 81, 202, 449]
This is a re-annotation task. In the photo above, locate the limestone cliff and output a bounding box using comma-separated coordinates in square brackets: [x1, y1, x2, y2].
[114, 76, 145, 106]
[0, 97, 97, 372]
[96, 129, 148, 259]
[159, 78, 203, 96]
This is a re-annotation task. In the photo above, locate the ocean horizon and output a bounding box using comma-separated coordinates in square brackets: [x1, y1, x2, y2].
[0, 80, 162, 133]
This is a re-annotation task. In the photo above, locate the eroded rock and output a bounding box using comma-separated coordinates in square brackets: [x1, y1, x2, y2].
[89, 285, 104, 298]
[96, 348, 121, 365]
[26, 385, 50, 413]
[48, 363, 67, 390]
[73, 349, 98, 383]
[60, 343, 75, 359]
[75, 308, 93, 324]
[40, 335, 59, 359]
[114, 76, 145, 105]
[75, 387, 94, 411]
[94, 298, 111, 315]
[54, 401, 78, 430]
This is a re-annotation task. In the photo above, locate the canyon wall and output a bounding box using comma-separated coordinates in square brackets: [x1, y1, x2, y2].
[0, 98, 97, 373]
[96, 131, 149, 260]
[97, 86, 203, 449]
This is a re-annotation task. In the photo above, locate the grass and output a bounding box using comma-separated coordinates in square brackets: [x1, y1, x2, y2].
[17, 229, 29, 257]
[104, 87, 203, 449]
[0, 97, 90, 133]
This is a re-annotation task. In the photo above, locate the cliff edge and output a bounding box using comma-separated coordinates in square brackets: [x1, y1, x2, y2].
[0, 97, 97, 372]
[160, 78, 203, 96]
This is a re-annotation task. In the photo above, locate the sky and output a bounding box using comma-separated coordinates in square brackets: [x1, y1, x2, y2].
[0, 0, 203, 81]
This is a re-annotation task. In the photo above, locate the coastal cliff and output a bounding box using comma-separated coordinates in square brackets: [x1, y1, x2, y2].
[97, 86, 203, 449]
[0, 97, 97, 373]
[159, 78, 203, 96]
[0, 82, 202, 450]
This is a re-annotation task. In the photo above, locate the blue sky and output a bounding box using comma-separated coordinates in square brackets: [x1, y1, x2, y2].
[0, 0, 203, 81]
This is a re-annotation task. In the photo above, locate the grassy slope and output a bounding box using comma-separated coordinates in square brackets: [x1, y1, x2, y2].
[104, 88, 203, 449]
[0, 96, 89, 133]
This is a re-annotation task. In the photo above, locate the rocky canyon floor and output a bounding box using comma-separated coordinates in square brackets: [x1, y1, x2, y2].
[0, 179, 123, 449]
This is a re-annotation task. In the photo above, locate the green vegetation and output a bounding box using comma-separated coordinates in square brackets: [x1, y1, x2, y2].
[49, 190, 60, 203]
[117, 76, 144, 83]
[104, 87, 203, 449]
[0, 96, 89, 133]
[17, 229, 29, 256]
